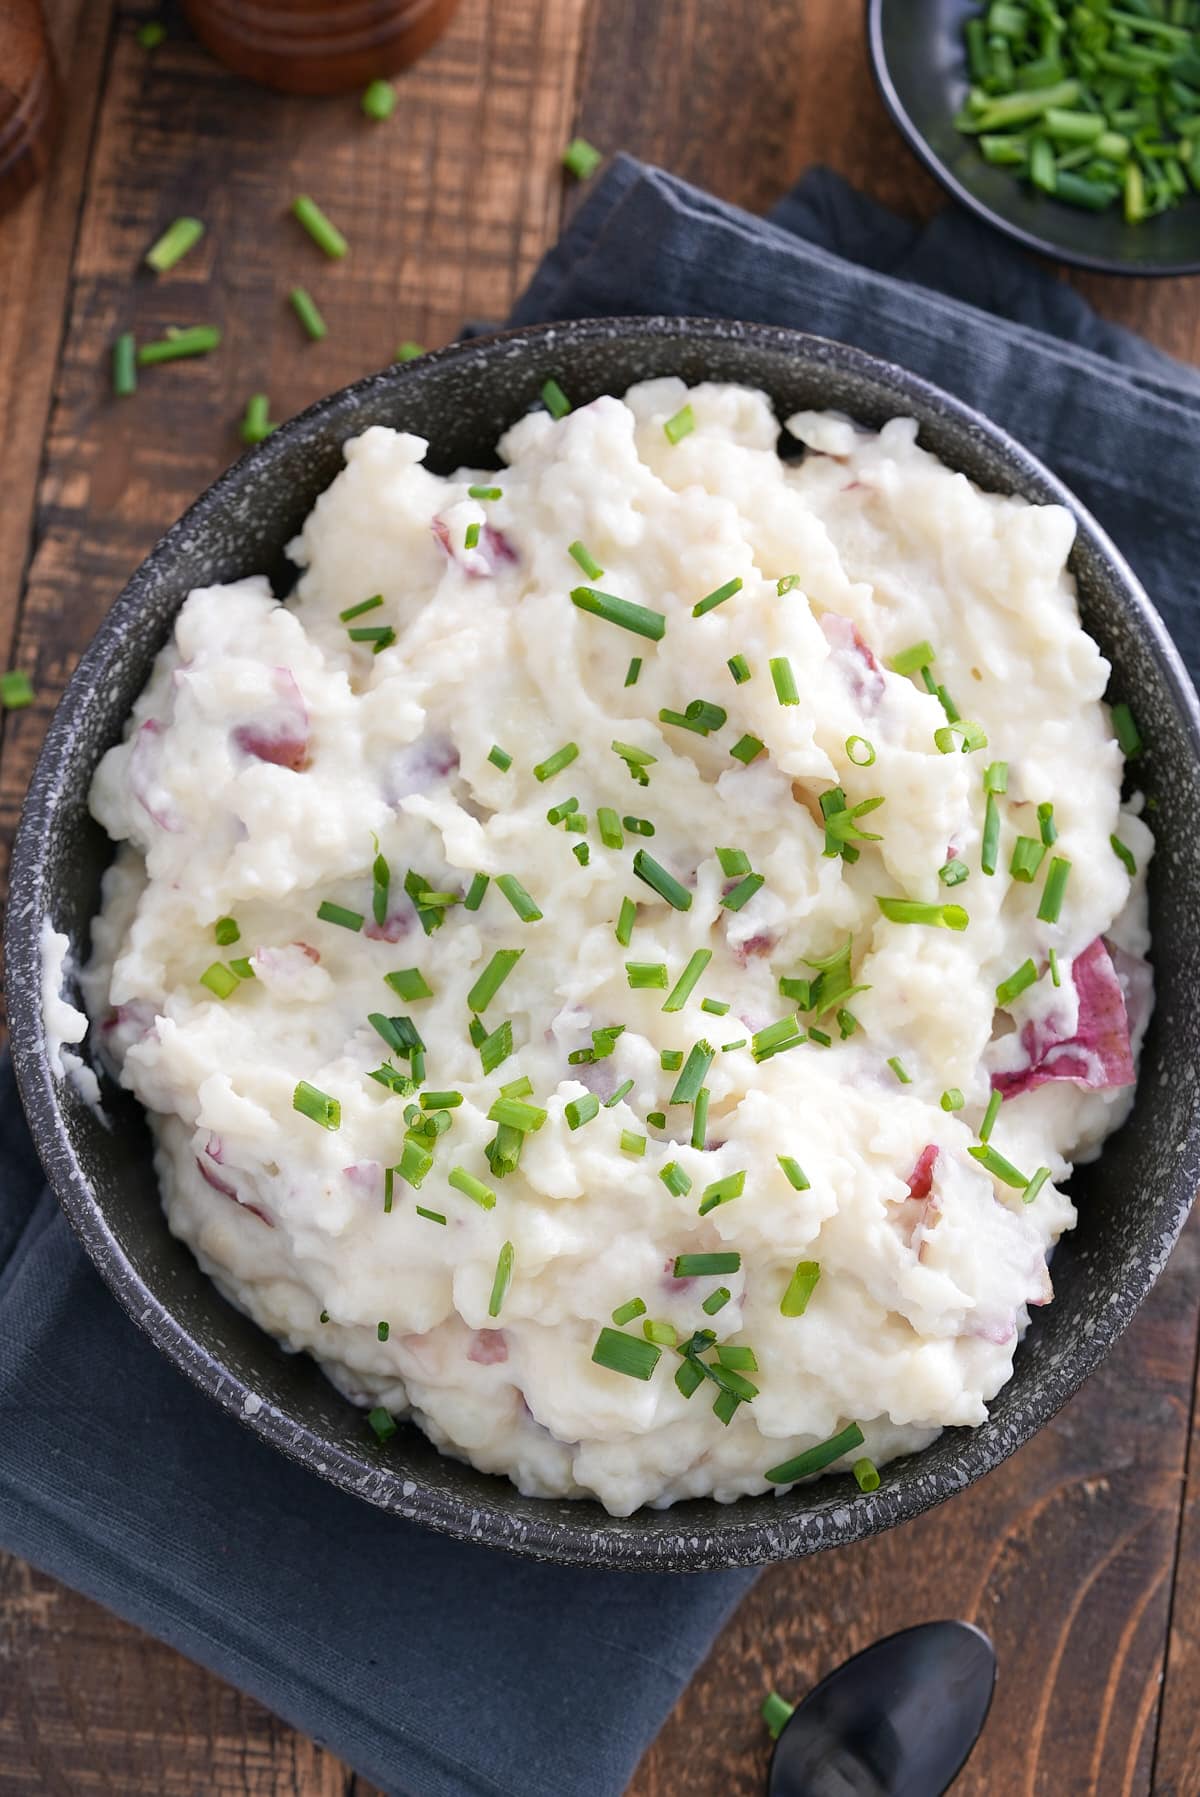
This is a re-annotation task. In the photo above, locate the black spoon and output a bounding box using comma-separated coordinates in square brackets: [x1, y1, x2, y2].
[766, 1620, 996, 1797]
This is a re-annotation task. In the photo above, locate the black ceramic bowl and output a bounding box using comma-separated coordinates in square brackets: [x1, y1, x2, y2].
[869, 0, 1200, 276]
[8, 317, 1200, 1571]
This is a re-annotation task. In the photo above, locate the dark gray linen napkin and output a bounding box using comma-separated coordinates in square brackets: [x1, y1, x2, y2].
[3, 155, 1198, 1797]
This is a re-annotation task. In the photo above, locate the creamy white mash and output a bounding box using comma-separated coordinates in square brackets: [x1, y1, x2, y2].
[79, 380, 1153, 1515]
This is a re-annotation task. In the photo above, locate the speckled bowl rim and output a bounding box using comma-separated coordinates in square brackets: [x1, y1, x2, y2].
[8, 315, 1200, 1570]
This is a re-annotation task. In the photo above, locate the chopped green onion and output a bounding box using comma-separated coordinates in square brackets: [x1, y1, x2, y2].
[611, 739, 657, 785]
[980, 1088, 1003, 1144]
[1111, 835, 1137, 876]
[291, 194, 348, 259]
[662, 948, 713, 1018]
[317, 900, 363, 931]
[762, 1693, 796, 1740]
[624, 656, 642, 687]
[889, 641, 936, 676]
[1024, 1166, 1052, 1206]
[478, 1019, 513, 1075]
[591, 1326, 661, 1379]
[777, 574, 801, 595]
[487, 1095, 547, 1133]
[660, 1161, 693, 1197]
[1049, 947, 1062, 988]
[720, 872, 764, 912]
[464, 522, 480, 550]
[674, 1252, 740, 1276]
[606, 1077, 635, 1109]
[620, 1131, 646, 1156]
[934, 720, 988, 754]
[670, 1041, 714, 1104]
[565, 1093, 600, 1130]
[112, 332, 137, 396]
[568, 540, 604, 580]
[1038, 802, 1057, 847]
[199, 962, 239, 999]
[145, 216, 205, 273]
[496, 874, 543, 923]
[730, 734, 766, 764]
[716, 1344, 757, 1371]
[780, 1261, 821, 1318]
[339, 594, 383, 622]
[572, 843, 590, 866]
[660, 1050, 683, 1072]
[395, 341, 425, 362]
[721, 1039, 747, 1053]
[769, 656, 800, 705]
[562, 137, 603, 180]
[541, 378, 571, 419]
[887, 1056, 911, 1084]
[1010, 836, 1046, 882]
[853, 1458, 881, 1493]
[469, 484, 502, 501]
[612, 1296, 647, 1325]
[691, 1087, 710, 1149]
[941, 1088, 966, 1112]
[647, 1111, 667, 1129]
[698, 1170, 745, 1215]
[777, 1156, 810, 1191]
[664, 403, 696, 445]
[876, 896, 969, 930]
[939, 858, 969, 887]
[545, 797, 578, 826]
[293, 1080, 340, 1130]
[981, 793, 1001, 877]
[676, 1358, 706, 1398]
[467, 948, 523, 1013]
[367, 1406, 396, 1442]
[969, 1142, 1028, 1188]
[214, 916, 240, 947]
[571, 585, 666, 641]
[347, 624, 396, 652]
[369, 1064, 415, 1097]
[137, 326, 222, 364]
[1112, 701, 1142, 759]
[633, 848, 692, 911]
[415, 1206, 446, 1225]
[693, 576, 743, 618]
[765, 1422, 865, 1484]
[377, 1320, 390, 1341]
[464, 872, 490, 911]
[846, 735, 876, 766]
[289, 286, 327, 341]
[361, 77, 396, 119]
[702, 1287, 732, 1315]
[623, 814, 655, 837]
[700, 998, 729, 1017]
[615, 896, 637, 947]
[728, 654, 751, 685]
[778, 975, 811, 1005]
[488, 1241, 515, 1316]
[597, 807, 623, 849]
[533, 741, 579, 783]
[626, 961, 669, 989]
[447, 1166, 495, 1211]
[385, 968, 432, 1003]
[984, 761, 1008, 794]
[751, 1016, 804, 1063]
[996, 958, 1037, 1007]
[716, 847, 750, 876]
[1038, 856, 1072, 923]
[808, 1027, 831, 1047]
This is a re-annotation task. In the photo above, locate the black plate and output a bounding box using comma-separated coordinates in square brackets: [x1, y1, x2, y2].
[868, 0, 1200, 276]
[7, 317, 1200, 1569]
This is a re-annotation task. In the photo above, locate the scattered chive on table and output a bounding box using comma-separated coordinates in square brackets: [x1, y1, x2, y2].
[3, 2, 1200, 1793]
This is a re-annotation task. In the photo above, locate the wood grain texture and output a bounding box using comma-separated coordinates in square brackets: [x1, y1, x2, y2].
[2, 0, 1200, 1792]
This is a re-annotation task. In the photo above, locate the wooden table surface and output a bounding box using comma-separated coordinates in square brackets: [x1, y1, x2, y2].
[3, 2, 1200, 1792]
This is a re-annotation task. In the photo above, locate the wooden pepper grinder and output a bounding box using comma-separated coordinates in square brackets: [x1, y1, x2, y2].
[0, 0, 59, 215]
[180, 0, 463, 95]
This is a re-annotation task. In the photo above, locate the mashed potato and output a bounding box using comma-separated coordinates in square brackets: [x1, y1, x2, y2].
[78, 379, 1152, 1514]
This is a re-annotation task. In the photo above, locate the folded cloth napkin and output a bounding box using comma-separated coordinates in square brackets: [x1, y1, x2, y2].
[4, 155, 1200, 1797]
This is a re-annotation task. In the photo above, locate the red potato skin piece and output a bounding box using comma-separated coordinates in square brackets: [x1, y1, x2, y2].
[232, 668, 310, 771]
[468, 1330, 508, 1364]
[991, 936, 1138, 1098]
[818, 611, 886, 710]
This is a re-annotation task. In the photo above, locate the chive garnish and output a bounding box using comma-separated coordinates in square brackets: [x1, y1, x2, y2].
[568, 541, 604, 582]
[646, 1111, 667, 1129]
[340, 595, 383, 623]
[1024, 1166, 1052, 1206]
[1111, 835, 1137, 876]
[939, 859, 969, 888]
[762, 1694, 796, 1740]
[612, 1297, 647, 1325]
[367, 1407, 396, 1442]
[487, 1095, 547, 1133]
[533, 741, 579, 782]
[626, 961, 669, 989]
[369, 1065, 415, 1097]
[769, 656, 800, 706]
[562, 136, 603, 180]
[846, 735, 876, 766]
[941, 1088, 965, 1111]
[612, 739, 657, 784]
[293, 1080, 340, 1130]
[659, 708, 707, 736]
[1037, 856, 1072, 923]
[137, 326, 222, 364]
[700, 997, 729, 1016]
[214, 916, 240, 947]
[809, 1027, 831, 1047]
[419, 1091, 463, 1112]
[765, 1422, 865, 1485]
[1049, 947, 1062, 988]
[467, 484, 502, 502]
[853, 1458, 881, 1493]
[969, 1142, 1028, 1188]
[565, 1093, 600, 1130]
[377, 1320, 390, 1341]
[145, 216, 204, 274]
[727, 654, 751, 685]
[289, 286, 327, 341]
[660, 1161, 693, 1197]
[670, 1041, 714, 1104]
[889, 641, 936, 676]
[1010, 836, 1046, 882]
[934, 720, 987, 754]
[716, 847, 750, 876]
[573, 843, 590, 866]
[777, 1156, 810, 1191]
[720, 872, 764, 912]
[606, 1078, 635, 1108]
[591, 1326, 661, 1380]
[644, 1317, 678, 1347]
[664, 403, 695, 445]
[485, 745, 513, 774]
[1112, 701, 1142, 759]
[716, 1344, 757, 1371]
[674, 1252, 740, 1277]
[996, 958, 1037, 1007]
[722, 1039, 747, 1053]
[386, 968, 432, 1001]
[876, 896, 968, 931]
[291, 194, 348, 259]
[395, 341, 424, 362]
[702, 1287, 731, 1315]
[684, 698, 728, 731]
[348, 624, 396, 652]
[984, 761, 1008, 795]
[693, 576, 743, 618]
[980, 1089, 1003, 1144]
[464, 872, 490, 912]
[541, 379, 571, 418]
[623, 814, 655, 837]
[887, 1056, 912, 1084]
[597, 807, 623, 849]
[545, 797, 578, 826]
[496, 874, 543, 922]
[199, 962, 239, 999]
[751, 1016, 803, 1063]
[780, 1261, 820, 1317]
[112, 332, 137, 397]
[488, 1242, 515, 1317]
[664, 948, 711, 1006]
[615, 896, 637, 946]
[1038, 801, 1057, 847]
[691, 1087, 710, 1149]
[633, 849, 692, 911]
[697, 1170, 745, 1215]
[467, 948, 523, 1013]
[464, 522, 480, 550]
[730, 734, 765, 764]
[478, 1019, 513, 1075]
[620, 1131, 646, 1156]
[778, 976, 811, 1005]
[619, 656, 641, 691]
[415, 1206, 447, 1225]
[660, 1049, 684, 1072]
[981, 792, 1001, 877]
[361, 77, 397, 119]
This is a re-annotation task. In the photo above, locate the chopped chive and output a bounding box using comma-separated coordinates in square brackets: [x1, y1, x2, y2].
[939, 858, 969, 888]
[778, 976, 811, 1005]
[361, 77, 397, 119]
[572, 842, 590, 866]
[659, 708, 708, 736]
[293, 1080, 340, 1130]
[660, 1161, 693, 1197]
[533, 741, 579, 782]
[487, 1096, 547, 1133]
[545, 797, 578, 826]
[464, 872, 490, 912]
[769, 656, 800, 706]
[479, 1019, 513, 1075]
[700, 997, 729, 1016]
[762, 1693, 796, 1740]
[339, 594, 383, 622]
[496, 874, 543, 922]
[465, 485, 501, 503]
[720, 872, 764, 912]
[567, 541, 605, 583]
[697, 1170, 745, 1215]
[721, 1038, 747, 1053]
[145, 216, 204, 274]
[670, 1041, 714, 1104]
[415, 1206, 446, 1224]
[614, 896, 637, 947]
[624, 656, 643, 688]
[377, 1320, 390, 1341]
[486, 1125, 523, 1179]
[562, 136, 603, 180]
[837, 1008, 858, 1040]
[716, 1344, 757, 1371]
[199, 962, 239, 999]
[214, 916, 240, 947]
[674, 1252, 740, 1276]
[889, 640, 936, 676]
[347, 624, 396, 652]
[623, 814, 655, 837]
[693, 576, 743, 618]
[468, 1018, 488, 1048]
[395, 341, 425, 362]
[464, 522, 480, 550]
[1049, 947, 1062, 988]
[996, 958, 1037, 1007]
[934, 719, 988, 755]
[730, 733, 765, 764]
[597, 807, 624, 849]
[691, 1086, 710, 1149]
[370, 849, 391, 928]
[980, 1088, 1003, 1143]
[876, 896, 968, 931]
[968, 1143, 1028, 1188]
[369, 1064, 415, 1097]
[1038, 856, 1072, 923]
[367, 1406, 396, 1442]
[777, 1156, 810, 1191]
[467, 948, 523, 1014]
[446, 1167, 492, 1209]
[887, 1055, 912, 1084]
[716, 847, 750, 877]
[779, 1260, 821, 1318]
[1034, 802, 1057, 850]
[646, 1111, 667, 1129]
[659, 1051, 683, 1073]
[1111, 835, 1137, 876]
[112, 332, 137, 397]
[606, 1077, 635, 1108]
[626, 961, 669, 989]
[846, 735, 876, 766]
[317, 900, 363, 931]
[1010, 836, 1046, 882]
[675, 1358, 706, 1398]
[1112, 702, 1142, 760]
[611, 740, 657, 786]
[664, 403, 695, 445]
[702, 1286, 732, 1315]
[613, 1296, 647, 1325]
[591, 1326, 661, 1379]
[541, 378, 571, 419]
[727, 654, 751, 685]
[941, 1088, 965, 1112]
[1023, 1166, 1052, 1206]
[488, 1241, 515, 1317]
[385, 968, 433, 1003]
[136, 326, 222, 364]
[751, 1016, 804, 1063]
[571, 585, 666, 641]
[853, 1458, 881, 1494]
[500, 1075, 533, 1099]
[291, 194, 348, 259]
[565, 1093, 601, 1131]
[229, 957, 255, 981]
[633, 848, 692, 911]
[981, 794, 1001, 877]
[683, 697, 728, 731]
[289, 286, 327, 341]
[620, 1131, 646, 1156]
[766, 1422, 865, 1484]
[809, 1027, 831, 1047]
[984, 761, 1008, 795]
